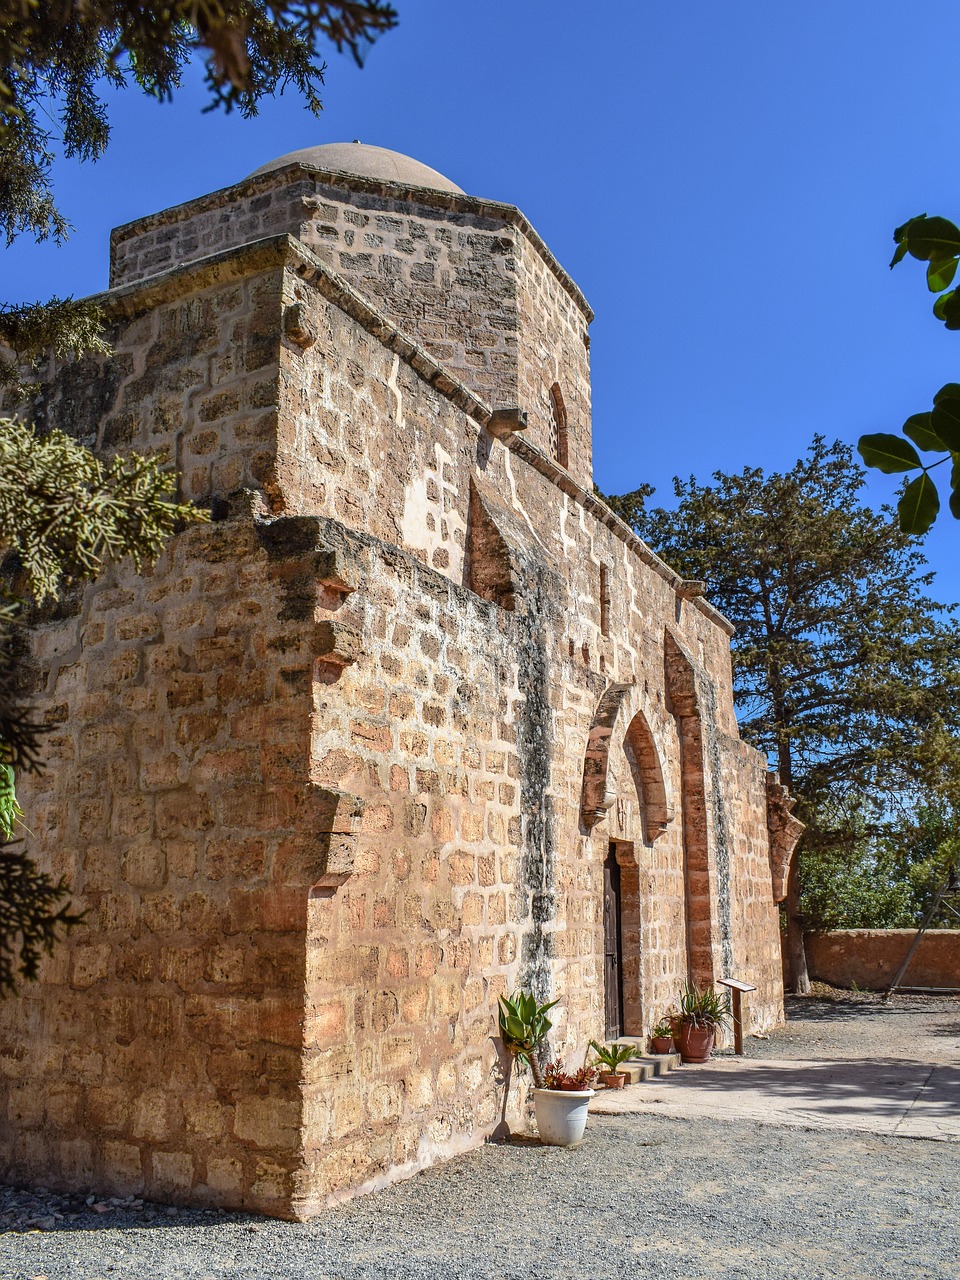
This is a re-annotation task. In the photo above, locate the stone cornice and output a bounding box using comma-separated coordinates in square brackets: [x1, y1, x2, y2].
[109, 163, 594, 324]
[500, 434, 737, 637]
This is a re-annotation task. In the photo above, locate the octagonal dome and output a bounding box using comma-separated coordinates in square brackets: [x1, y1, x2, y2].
[247, 141, 464, 194]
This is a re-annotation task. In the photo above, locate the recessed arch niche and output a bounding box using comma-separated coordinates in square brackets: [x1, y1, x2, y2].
[664, 629, 716, 988]
[580, 684, 673, 844]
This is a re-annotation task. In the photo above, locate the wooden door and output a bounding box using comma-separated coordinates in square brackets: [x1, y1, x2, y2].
[603, 844, 624, 1039]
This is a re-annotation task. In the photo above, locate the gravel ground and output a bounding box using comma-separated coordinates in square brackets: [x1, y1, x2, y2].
[739, 987, 960, 1062]
[2, 991, 958, 1280]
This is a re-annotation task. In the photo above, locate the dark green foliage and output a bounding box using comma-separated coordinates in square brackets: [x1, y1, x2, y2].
[0, 297, 109, 397]
[802, 802, 960, 931]
[675, 982, 731, 1029]
[0, 415, 207, 773]
[0, 842, 84, 996]
[588, 1039, 635, 1071]
[596, 482, 655, 534]
[859, 213, 960, 533]
[0, 417, 207, 992]
[608, 438, 960, 809]
[0, 0, 398, 243]
[497, 990, 558, 1087]
[0, 415, 203, 605]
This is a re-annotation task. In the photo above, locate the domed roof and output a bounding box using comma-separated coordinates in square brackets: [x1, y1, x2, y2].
[248, 141, 464, 194]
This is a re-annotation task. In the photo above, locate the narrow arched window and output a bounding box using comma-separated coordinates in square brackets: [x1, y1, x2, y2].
[549, 383, 569, 469]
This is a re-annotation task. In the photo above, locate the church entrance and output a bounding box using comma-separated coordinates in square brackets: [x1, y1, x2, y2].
[603, 843, 625, 1039]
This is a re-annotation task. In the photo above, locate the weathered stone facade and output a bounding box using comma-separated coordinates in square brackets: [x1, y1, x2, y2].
[0, 145, 798, 1218]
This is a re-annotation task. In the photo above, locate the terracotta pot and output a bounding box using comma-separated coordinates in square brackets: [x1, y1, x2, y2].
[650, 1035, 674, 1054]
[673, 1022, 716, 1063]
[598, 1070, 626, 1090]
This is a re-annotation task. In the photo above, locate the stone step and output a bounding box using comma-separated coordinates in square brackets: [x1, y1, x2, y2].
[641, 1052, 681, 1076]
[611, 1038, 682, 1077]
[617, 1061, 655, 1084]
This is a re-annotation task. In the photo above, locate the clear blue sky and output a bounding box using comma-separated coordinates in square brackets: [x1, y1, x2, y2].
[6, 0, 960, 602]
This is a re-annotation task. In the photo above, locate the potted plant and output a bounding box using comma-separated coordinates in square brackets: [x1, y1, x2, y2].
[649, 1020, 675, 1055]
[588, 1040, 635, 1089]
[498, 990, 596, 1146]
[670, 982, 731, 1063]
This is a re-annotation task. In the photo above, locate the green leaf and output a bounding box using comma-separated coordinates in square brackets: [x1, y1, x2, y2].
[890, 240, 909, 269]
[927, 257, 959, 292]
[933, 383, 960, 403]
[931, 398, 960, 451]
[932, 290, 960, 329]
[894, 212, 926, 240]
[902, 413, 945, 453]
[900, 214, 960, 262]
[858, 433, 922, 473]
[950, 486, 960, 521]
[898, 472, 940, 534]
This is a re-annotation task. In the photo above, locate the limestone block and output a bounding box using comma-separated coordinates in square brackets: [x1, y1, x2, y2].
[150, 1150, 196, 1196]
[234, 1096, 300, 1150]
[102, 1141, 144, 1194]
[315, 620, 361, 667]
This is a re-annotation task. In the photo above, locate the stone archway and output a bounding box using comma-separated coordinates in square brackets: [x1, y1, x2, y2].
[580, 685, 673, 843]
[580, 686, 676, 1036]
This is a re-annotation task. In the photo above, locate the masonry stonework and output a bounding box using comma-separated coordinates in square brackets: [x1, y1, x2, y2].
[0, 144, 800, 1218]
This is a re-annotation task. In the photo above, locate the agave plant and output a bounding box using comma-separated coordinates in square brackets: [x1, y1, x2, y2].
[588, 1039, 635, 1072]
[674, 981, 731, 1029]
[498, 990, 559, 1087]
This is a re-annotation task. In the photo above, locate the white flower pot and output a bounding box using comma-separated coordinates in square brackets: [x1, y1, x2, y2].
[533, 1088, 594, 1146]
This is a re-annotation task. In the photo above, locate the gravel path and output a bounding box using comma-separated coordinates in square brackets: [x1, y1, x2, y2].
[2, 991, 958, 1280]
[739, 987, 960, 1063]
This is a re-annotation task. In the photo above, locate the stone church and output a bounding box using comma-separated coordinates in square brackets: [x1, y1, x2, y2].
[0, 143, 801, 1218]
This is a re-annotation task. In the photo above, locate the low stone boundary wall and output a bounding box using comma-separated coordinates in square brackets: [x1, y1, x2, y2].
[806, 930, 960, 991]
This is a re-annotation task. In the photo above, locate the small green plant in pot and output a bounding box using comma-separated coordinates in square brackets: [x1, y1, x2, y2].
[649, 1020, 675, 1055]
[589, 1040, 635, 1089]
[497, 991, 595, 1146]
[671, 982, 731, 1063]
[497, 990, 558, 1087]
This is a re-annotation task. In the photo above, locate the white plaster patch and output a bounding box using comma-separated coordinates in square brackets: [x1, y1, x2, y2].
[399, 441, 464, 581]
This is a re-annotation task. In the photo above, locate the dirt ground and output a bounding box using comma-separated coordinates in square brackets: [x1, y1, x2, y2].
[2, 988, 959, 1280]
[740, 985, 960, 1062]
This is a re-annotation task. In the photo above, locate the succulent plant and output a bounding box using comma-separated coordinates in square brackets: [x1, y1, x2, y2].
[498, 990, 559, 1087]
[589, 1040, 635, 1072]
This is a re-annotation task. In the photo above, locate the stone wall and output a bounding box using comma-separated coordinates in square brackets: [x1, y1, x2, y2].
[0, 171, 792, 1218]
[806, 931, 960, 991]
[2, 514, 320, 1215]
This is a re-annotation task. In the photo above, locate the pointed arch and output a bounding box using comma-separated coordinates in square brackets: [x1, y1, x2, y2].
[580, 684, 673, 842]
[622, 710, 672, 843]
[549, 382, 569, 469]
